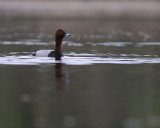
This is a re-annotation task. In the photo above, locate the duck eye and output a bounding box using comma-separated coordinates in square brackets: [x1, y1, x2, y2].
[63, 32, 67, 36]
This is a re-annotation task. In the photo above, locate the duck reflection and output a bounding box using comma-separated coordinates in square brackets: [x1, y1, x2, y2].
[55, 63, 63, 83]
[55, 57, 70, 91]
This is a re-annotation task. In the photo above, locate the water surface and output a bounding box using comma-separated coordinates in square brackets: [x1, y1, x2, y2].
[0, 18, 160, 128]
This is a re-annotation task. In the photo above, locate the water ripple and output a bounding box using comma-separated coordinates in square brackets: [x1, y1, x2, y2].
[1, 40, 160, 47]
[65, 52, 157, 57]
[136, 42, 160, 47]
[1, 40, 47, 45]
[0, 56, 160, 65]
[86, 42, 132, 47]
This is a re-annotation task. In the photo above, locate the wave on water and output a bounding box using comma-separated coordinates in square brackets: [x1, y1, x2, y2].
[0, 40, 160, 65]
[1, 40, 160, 48]
[0, 55, 160, 65]
[1, 40, 48, 45]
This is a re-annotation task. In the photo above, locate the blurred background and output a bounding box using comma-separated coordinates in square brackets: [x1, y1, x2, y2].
[0, 0, 160, 128]
[0, 0, 160, 19]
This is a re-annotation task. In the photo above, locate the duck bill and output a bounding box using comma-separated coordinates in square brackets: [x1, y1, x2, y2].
[65, 33, 71, 37]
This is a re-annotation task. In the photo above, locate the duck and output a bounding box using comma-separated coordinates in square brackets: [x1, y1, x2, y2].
[33, 29, 71, 57]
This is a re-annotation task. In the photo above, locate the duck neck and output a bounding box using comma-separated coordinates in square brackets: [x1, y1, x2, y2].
[55, 38, 63, 51]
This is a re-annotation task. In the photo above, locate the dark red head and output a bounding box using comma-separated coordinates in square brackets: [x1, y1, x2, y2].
[55, 29, 71, 39]
[55, 29, 71, 51]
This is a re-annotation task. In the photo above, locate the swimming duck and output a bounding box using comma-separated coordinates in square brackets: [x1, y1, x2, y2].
[33, 29, 71, 57]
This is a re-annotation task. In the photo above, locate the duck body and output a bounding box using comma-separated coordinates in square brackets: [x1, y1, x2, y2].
[33, 29, 71, 58]
[33, 50, 63, 57]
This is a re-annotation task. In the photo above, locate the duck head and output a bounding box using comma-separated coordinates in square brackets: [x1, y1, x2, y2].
[55, 29, 71, 39]
[55, 29, 71, 51]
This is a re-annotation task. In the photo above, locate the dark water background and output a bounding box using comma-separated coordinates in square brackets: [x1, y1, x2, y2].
[0, 18, 160, 128]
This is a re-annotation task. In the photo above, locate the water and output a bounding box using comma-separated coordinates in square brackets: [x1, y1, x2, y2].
[0, 18, 160, 128]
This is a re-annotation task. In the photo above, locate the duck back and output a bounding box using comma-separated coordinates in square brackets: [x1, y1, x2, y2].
[33, 50, 63, 57]
[34, 50, 53, 57]
[48, 51, 63, 57]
